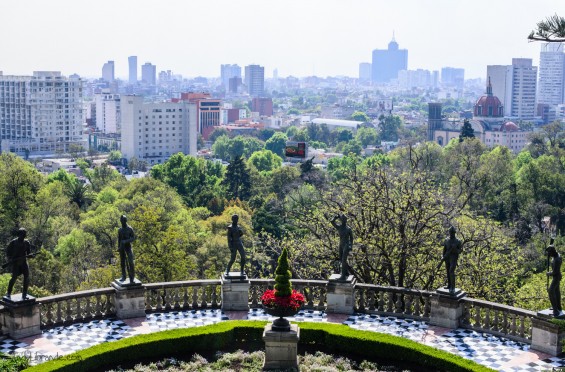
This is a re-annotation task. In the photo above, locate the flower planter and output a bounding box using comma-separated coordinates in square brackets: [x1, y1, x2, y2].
[263, 306, 299, 332]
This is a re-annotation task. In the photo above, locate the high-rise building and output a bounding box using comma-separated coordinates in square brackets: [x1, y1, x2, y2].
[486, 65, 513, 110]
[371, 35, 408, 83]
[441, 67, 465, 90]
[174, 93, 221, 139]
[244, 64, 265, 97]
[120, 95, 197, 165]
[538, 43, 565, 105]
[0, 71, 84, 154]
[128, 56, 137, 84]
[359, 63, 372, 82]
[221, 64, 241, 91]
[102, 61, 115, 83]
[94, 89, 121, 134]
[398, 69, 434, 89]
[141, 62, 157, 85]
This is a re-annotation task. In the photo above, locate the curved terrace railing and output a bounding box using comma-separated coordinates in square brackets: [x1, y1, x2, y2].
[460, 297, 536, 343]
[354, 284, 433, 321]
[39, 287, 115, 328]
[13, 279, 535, 347]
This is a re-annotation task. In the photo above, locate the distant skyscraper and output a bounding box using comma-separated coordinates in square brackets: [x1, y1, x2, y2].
[221, 64, 241, 91]
[141, 62, 156, 85]
[538, 43, 565, 105]
[128, 56, 137, 84]
[441, 67, 464, 90]
[245, 64, 265, 97]
[371, 35, 408, 83]
[102, 61, 115, 83]
[487, 65, 513, 111]
[359, 63, 371, 82]
[508, 58, 537, 120]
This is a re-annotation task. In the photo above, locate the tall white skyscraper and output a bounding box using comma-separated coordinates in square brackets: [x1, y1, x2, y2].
[487, 65, 513, 111]
[141, 62, 156, 85]
[538, 43, 565, 106]
[102, 61, 115, 83]
[244, 64, 264, 97]
[220, 64, 241, 91]
[120, 95, 197, 165]
[128, 56, 137, 84]
[0, 71, 84, 154]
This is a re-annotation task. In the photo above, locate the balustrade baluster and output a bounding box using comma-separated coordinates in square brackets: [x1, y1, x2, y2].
[413, 295, 421, 317]
[85, 297, 92, 319]
[368, 290, 376, 311]
[306, 286, 314, 308]
[212, 285, 219, 308]
[378, 291, 385, 312]
[145, 290, 152, 311]
[519, 316, 525, 339]
[181, 287, 188, 309]
[493, 309, 499, 332]
[357, 289, 365, 312]
[484, 308, 491, 330]
[65, 299, 73, 323]
[394, 293, 402, 313]
[76, 298, 82, 322]
[171, 288, 179, 310]
[201, 287, 207, 308]
[192, 287, 199, 308]
[386, 292, 394, 313]
[156, 290, 163, 311]
[317, 288, 325, 309]
[45, 303, 54, 327]
[423, 296, 431, 318]
[105, 293, 114, 316]
[473, 304, 481, 327]
[405, 295, 413, 316]
[502, 311, 508, 335]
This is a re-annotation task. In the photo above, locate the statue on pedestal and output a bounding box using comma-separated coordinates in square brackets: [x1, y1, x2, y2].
[441, 226, 463, 294]
[5, 228, 36, 300]
[330, 214, 353, 281]
[118, 215, 136, 283]
[226, 214, 246, 275]
[546, 239, 562, 317]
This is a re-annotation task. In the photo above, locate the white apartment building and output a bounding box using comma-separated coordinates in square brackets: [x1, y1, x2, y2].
[538, 43, 565, 106]
[121, 95, 197, 165]
[0, 71, 85, 154]
[94, 89, 121, 134]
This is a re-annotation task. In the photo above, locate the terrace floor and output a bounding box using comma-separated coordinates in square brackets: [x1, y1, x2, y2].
[4, 309, 565, 371]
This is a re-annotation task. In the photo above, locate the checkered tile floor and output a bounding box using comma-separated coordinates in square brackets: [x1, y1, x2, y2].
[2, 310, 565, 370]
[345, 313, 565, 371]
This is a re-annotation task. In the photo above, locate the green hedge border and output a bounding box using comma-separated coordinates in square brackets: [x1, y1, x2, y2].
[24, 321, 495, 372]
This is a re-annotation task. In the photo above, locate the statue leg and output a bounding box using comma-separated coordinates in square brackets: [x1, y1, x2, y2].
[119, 249, 126, 280]
[7, 274, 16, 296]
[444, 262, 450, 290]
[226, 249, 236, 274]
[22, 263, 30, 299]
[340, 249, 348, 280]
[238, 246, 246, 274]
[126, 249, 135, 282]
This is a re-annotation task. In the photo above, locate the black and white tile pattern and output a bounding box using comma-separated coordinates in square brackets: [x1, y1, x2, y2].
[145, 309, 228, 331]
[247, 308, 327, 322]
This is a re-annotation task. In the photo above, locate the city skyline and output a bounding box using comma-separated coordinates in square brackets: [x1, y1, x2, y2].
[0, 0, 560, 79]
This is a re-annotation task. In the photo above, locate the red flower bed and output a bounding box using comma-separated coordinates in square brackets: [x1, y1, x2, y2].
[261, 289, 305, 311]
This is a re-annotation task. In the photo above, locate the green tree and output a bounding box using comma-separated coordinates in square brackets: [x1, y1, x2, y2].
[108, 150, 123, 162]
[378, 114, 402, 142]
[212, 134, 231, 160]
[351, 111, 370, 123]
[209, 127, 230, 143]
[339, 139, 363, 156]
[355, 127, 378, 147]
[247, 150, 282, 173]
[265, 132, 288, 158]
[274, 247, 292, 296]
[459, 119, 475, 142]
[222, 156, 252, 201]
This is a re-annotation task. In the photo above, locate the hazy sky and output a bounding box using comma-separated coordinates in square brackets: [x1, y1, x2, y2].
[0, 0, 561, 80]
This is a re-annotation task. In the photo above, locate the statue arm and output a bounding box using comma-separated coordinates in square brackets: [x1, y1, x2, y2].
[121, 228, 135, 244]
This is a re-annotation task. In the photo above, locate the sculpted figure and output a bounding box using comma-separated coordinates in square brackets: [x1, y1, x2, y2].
[118, 215, 136, 283]
[5, 228, 35, 299]
[331, 214, 353, 281]
[442, 226, 463, 294]
[546, 240, 562, 317]
[226, 214, 245, 275]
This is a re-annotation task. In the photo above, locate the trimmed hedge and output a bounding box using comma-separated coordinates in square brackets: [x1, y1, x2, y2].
[24, 321, 495, 372]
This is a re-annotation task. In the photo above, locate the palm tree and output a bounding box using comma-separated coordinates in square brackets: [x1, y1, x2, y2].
[64, 180, 93, 209]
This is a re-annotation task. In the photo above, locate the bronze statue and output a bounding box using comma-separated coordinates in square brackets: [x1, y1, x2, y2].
[5, 228, 36, 299]
[226, 214, 246, 275]
[330, 214, 353, 281]
[118, 215, 136, 283]
[441, 225, 463, 294]
[546, 240, 562, 317]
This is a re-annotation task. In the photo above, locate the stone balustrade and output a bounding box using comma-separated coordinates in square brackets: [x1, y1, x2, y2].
[0, 278, 556, 354]
[355, 284, 433, 320]
[460, 297, 536, 344]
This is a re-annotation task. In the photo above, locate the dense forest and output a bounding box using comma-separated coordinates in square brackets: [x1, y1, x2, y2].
[1, 122, 564, 312]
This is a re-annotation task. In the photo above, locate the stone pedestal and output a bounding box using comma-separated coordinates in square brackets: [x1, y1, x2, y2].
[262, 323, 300, 370]
[429, 287, 466, 329]
[112, 279, 145, 319]
[531, 315, 565, 356]
[326, 274, 356, 314]
[0, 294, 41, 339]
[221, 272, 250, 311]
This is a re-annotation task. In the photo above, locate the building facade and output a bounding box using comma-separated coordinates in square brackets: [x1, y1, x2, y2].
[141, 63, 157, 85]
[102, 61, 115, 83]
[94, 89, 121, 134]
[221, 64, 241, 91]
[128, 56, 137, 84]
[371, 36, 408, 83]
[0, 71, 85, 154]
[538, 43, 565, 106]
[358, 63, 372, 82]
[251, 97, 273, 116]
[441, 67, 464, 90]
[120, 95, 197, 165]
[508, 58, 537, 120]
[244, 64, 265, 97]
